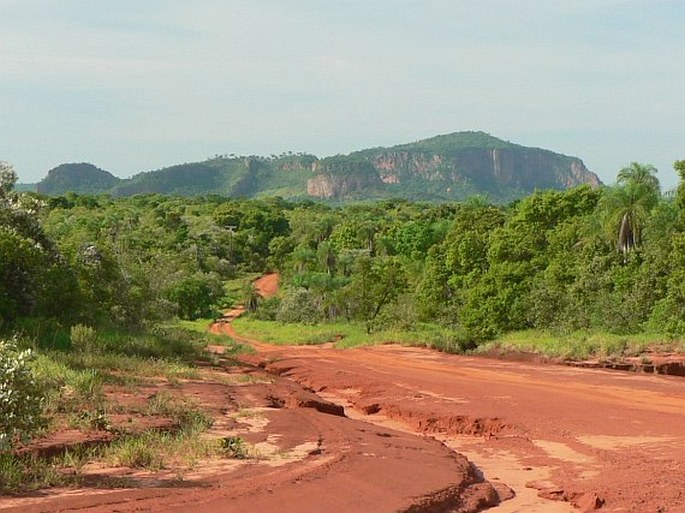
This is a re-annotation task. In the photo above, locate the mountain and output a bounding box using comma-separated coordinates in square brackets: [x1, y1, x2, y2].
[32, 132, 602, 202]
[36, 163, 121, 195]
[309, 132, 601, 201]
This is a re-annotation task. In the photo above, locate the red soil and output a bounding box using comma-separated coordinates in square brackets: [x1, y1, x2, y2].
[5, 273, 685, 513]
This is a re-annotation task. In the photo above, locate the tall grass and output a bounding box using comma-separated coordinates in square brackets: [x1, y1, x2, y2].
[479, 330, 685, 360]
[233, 318, 685, 360]
[0, 452, 65, 493]
[231, 318, 474, 352]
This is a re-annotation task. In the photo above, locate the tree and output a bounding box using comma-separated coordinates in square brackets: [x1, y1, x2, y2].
[341, 256, 407, 333]
[617, 162, 660, 195]
[600, 165, 660, 256]
[242, 281, 262, 313]
[674, 160, 685, 219]
[0, 161, 18, 196]
[317, 242, 337, 275]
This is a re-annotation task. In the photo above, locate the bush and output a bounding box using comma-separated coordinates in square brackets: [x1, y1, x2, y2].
[276, 288, 322, 324]
[166, 273, 224, 320]
[0, 338, 45, 450]
[70, 324, 97, 352]
[252, 296, 281, 321]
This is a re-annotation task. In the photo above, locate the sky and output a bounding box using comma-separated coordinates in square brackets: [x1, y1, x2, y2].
[1, 0, 684, 188]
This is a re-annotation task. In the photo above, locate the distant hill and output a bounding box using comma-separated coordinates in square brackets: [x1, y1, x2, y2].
[14, 183, 37, 192]
[37, 163, 121, 195]
[32, 132, 602, 202]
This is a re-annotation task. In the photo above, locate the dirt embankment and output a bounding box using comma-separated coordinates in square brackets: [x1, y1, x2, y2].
[248, 343, 685, 513]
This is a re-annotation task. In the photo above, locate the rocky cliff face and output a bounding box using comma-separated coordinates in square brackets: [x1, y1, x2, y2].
[307, 169, 382, 199]
[306, 143, 601, 201]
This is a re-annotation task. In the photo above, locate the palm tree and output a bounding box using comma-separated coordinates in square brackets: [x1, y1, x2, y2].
[616, 162, 660, 194]
[317, 242, 337, 275]
[599, 163, 661, 257]
[290, 245, 317, 273]
[617, 162, 660, 195]
[600, 181, 659, 256]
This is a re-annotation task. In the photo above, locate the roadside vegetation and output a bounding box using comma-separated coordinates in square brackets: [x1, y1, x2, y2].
[480, 330, 685, 361]
[2, 158, 685, 491]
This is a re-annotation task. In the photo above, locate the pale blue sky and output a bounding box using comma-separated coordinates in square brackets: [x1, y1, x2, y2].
[2, 1, 684, 187]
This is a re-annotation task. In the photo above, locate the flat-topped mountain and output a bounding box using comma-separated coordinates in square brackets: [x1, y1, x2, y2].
[31, 132, 602, 202]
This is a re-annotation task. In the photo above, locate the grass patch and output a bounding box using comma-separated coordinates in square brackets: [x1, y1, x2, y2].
[222, 273, 262, 309]
[479, 330, 685, 360]
[175, 318, 216, 334]
[0, 452, 66, 493]
[106, 410, 229, 471]
[142, 393, 214, 431]
[169, 318, 252, 354]
[231, 318, 474, 352]
[232, 318, 685, 360]
[0, 319, 254, 494]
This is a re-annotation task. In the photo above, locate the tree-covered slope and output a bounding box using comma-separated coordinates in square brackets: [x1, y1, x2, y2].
[36, 163, 121, 195]
[32, 132, 602, 201]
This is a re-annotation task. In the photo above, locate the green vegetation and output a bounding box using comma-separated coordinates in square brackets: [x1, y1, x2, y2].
[0, 162, 255, 491]
[37, 163, 120, 195]
[481, 330, 685, 360]
[0, 338, 45, 450]
[232, 317, 471, 352]
[372, 130, 519, 154]
[0, 324, 246, 492]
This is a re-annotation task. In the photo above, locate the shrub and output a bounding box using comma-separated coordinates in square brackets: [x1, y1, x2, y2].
[0, 338, 45, 450]
[70, 324, 97, 352]
[276, 288, 322, 324]
[252, 296, 281, 321]
[221, 436, 248, 459]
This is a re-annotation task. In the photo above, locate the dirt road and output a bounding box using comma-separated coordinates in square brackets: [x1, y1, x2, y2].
[6, 274, 684, 512]
[212, 275, 685, 512]
[242, 342, 685, 512]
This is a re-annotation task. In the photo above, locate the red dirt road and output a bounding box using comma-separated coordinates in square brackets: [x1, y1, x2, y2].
[5, 275, 684, 513]
[246, 343, 685, 512]
[217, 275, 685, 513]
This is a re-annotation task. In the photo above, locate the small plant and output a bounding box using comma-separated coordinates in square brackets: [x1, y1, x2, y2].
[145, 392, 175, 416]
[0, 452, 65, 493]
[0, 452, 23, 491]
[70, 324, 98, 352]
[221, 436, 248, 459]
[178, 409, 213, 433]
[110, 433, 166, 470]
[144, 393, 213, 432]
[69, 408, 111, 431]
